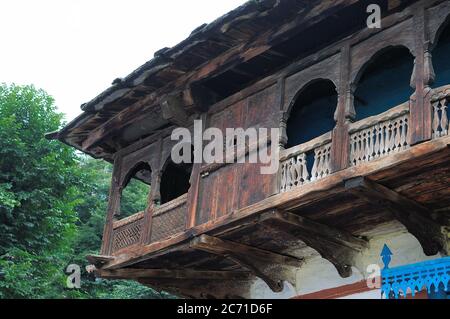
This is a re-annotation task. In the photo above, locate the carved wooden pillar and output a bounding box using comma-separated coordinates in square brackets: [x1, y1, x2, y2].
[152, 170, 162, 206]
[186, 114, 207, 229]
[278, 111, 288, 150]
[140, 169, 161, 245]
[409, 7, 435, 145]
[277, 77, 287, 150]
[100, 158, 122, 255]
[331, 43, 353, 173]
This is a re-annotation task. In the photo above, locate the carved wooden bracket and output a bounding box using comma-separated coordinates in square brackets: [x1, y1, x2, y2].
[260, 210, 368, 278]
[345, 177, 447, 256]
[190, 234, 303, 292]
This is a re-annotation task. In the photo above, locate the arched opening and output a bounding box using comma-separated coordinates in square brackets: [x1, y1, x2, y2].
[286, 79, 338, 148]
[432, 19, 450, 88]
[119, 162, 151, 218]
[160, 152, 193, 205]
[354, 47, 414, 121]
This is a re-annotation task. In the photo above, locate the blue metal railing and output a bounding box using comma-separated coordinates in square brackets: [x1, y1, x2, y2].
[380, 244, 450, 299]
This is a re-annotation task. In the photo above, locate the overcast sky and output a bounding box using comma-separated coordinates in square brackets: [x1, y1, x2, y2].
[1, 0, 247, 121]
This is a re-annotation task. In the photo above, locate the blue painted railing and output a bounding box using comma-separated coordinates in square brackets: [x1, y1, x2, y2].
[380, 245, 450, 299]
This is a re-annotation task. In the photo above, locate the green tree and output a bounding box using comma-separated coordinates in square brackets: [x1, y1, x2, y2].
[0, 83, 80, 298]
[70, 157, 167, 299]
[0, 83, 168, 299]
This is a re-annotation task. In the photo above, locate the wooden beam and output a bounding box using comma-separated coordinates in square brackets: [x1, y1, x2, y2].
[345, 177, 446, 256]
[160, 94, 190, 127]
[81, 94, 157, 151]
[260, 210, 367, 278]
[190, 234, 303, 292]
[86, 255, 115, 269]
[138, 277, 250, 299]
[96, 268, 252, 281]
[263, 210, 367, 251]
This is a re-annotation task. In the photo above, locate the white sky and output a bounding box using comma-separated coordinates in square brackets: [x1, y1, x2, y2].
[0, 0, 247, 122]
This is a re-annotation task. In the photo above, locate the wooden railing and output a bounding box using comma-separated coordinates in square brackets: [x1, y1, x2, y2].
[109, 194, 188, 254]
[349, 103, 410, 166]
[431, 85, 450, 139]
[111, 212, 145, 253]
[150, 194, 187, 243]
[280, 132, 332, 192]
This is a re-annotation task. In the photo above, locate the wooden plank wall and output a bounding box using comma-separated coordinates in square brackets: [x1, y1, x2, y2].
[194, 84, 280, 226]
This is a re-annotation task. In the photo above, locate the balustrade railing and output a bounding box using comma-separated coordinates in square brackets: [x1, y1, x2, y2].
[349, 103, 410, 166]
[280, 132, 332, 192]
[431, 85, 450, 139]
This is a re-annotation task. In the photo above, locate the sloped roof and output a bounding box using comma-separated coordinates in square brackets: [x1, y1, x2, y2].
[54, 0, 364, 160]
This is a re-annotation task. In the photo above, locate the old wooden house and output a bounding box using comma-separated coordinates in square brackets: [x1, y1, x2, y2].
[51, 0, 450, 298]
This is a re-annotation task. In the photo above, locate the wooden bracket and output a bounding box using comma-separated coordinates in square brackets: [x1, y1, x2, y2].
[345, 177, 446, 256]
[86, 255, 115, 269]
[161, 94, 191, 127]
[442, 226, 450, 256]
[190, 235, 303, 292]
[260, 210, 368, 278]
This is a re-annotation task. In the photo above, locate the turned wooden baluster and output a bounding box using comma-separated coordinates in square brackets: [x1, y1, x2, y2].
[400, 117, 408, 149]
[432, 100, 441, 138]
[298, 153, 309, 185]
[442, 100, 449, 136]
[288, 158, 296, 189]
[394, 121, 401, 152]
[280, 162, 287, 192]
[364, 130, 371, 161]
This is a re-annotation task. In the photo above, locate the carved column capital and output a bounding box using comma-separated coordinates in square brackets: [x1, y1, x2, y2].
[151, 170, 162, 206]
[343, 85, 356, 124]
[278, 111, 289, 149]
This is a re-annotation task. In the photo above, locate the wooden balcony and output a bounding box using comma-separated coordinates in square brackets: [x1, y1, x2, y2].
[110, 194, 188, 255]
[91, 85, 450, 298]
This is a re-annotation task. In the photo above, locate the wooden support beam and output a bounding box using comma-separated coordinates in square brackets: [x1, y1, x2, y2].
[190, 235, 303, 292]
[86, 255, 115, 269]
[96, 268, 252, 281]
[345, 177, 446, 256]
[138, 278, 250, 299]
[260, 210, 368, 278]
[160, 94, 191, 127]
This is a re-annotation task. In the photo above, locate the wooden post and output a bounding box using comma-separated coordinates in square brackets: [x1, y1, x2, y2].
[186, 114, 207, 229]
[331, 43, 353, 173]
[100, 158, 122, 256]
[409, 7, 435, 145]
[141, 139, 163, 245]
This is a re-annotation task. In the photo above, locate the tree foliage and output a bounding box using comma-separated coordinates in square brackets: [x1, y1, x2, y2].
[0, 83, 169, 299]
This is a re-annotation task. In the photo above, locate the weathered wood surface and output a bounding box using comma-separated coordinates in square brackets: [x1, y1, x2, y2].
[190, 234, 303, 292]
[99, 135, 450, 271]
[96, 268, 252, 281]
[346, 177, 447, 256]
[259, 210, 367, 277]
